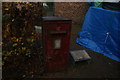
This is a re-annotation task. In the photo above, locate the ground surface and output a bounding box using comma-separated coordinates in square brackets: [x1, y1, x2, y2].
[40, 24, 120, 78]
[2, 24, 120, 79]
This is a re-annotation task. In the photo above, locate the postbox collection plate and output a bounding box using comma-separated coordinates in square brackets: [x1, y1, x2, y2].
[54, 39, 61, 49]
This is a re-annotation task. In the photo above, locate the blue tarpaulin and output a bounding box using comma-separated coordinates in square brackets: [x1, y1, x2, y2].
[76, 7, 120, 62]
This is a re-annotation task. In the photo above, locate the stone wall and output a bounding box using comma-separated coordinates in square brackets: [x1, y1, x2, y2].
[55, 2, 89, 24]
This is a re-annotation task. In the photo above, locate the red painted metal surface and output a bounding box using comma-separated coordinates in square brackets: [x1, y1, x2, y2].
[42, 17, 72, 72]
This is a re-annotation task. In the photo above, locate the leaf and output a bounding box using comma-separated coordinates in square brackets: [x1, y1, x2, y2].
[2, 62, 4, 66]
[16, 39, 19, 42]
[22, 47, 26, 51]
[13, 43, 17, 47]
[5, 8, 9, 10]
[7, 24, 10, 26]
[21, 43, 24, 45]
[4, 57, 7, 60]
[0, 42, 2, 45]
[12, 19, 15, 22]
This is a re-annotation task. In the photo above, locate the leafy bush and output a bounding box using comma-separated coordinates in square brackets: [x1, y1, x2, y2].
[2, 2, 43, 78]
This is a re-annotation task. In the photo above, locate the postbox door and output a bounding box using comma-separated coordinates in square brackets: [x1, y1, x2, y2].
[43, 21, 71, 71]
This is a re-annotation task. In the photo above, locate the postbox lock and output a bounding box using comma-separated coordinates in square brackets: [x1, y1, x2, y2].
[54, 39, 61, 49]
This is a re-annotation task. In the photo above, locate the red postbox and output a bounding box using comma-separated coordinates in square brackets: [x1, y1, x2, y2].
[42, 17, 72, 71]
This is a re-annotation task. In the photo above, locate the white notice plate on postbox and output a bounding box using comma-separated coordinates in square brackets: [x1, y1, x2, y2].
[54, 39, 61, 49]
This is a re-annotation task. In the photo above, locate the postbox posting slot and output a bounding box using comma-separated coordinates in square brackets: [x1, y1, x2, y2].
[50, 31, 67, 35]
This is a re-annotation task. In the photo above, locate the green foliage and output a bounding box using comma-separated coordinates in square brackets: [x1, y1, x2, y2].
[2, 2, 43, 77]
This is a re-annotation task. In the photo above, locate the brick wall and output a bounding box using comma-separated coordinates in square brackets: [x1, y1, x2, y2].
[55, 2, 89, 24]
